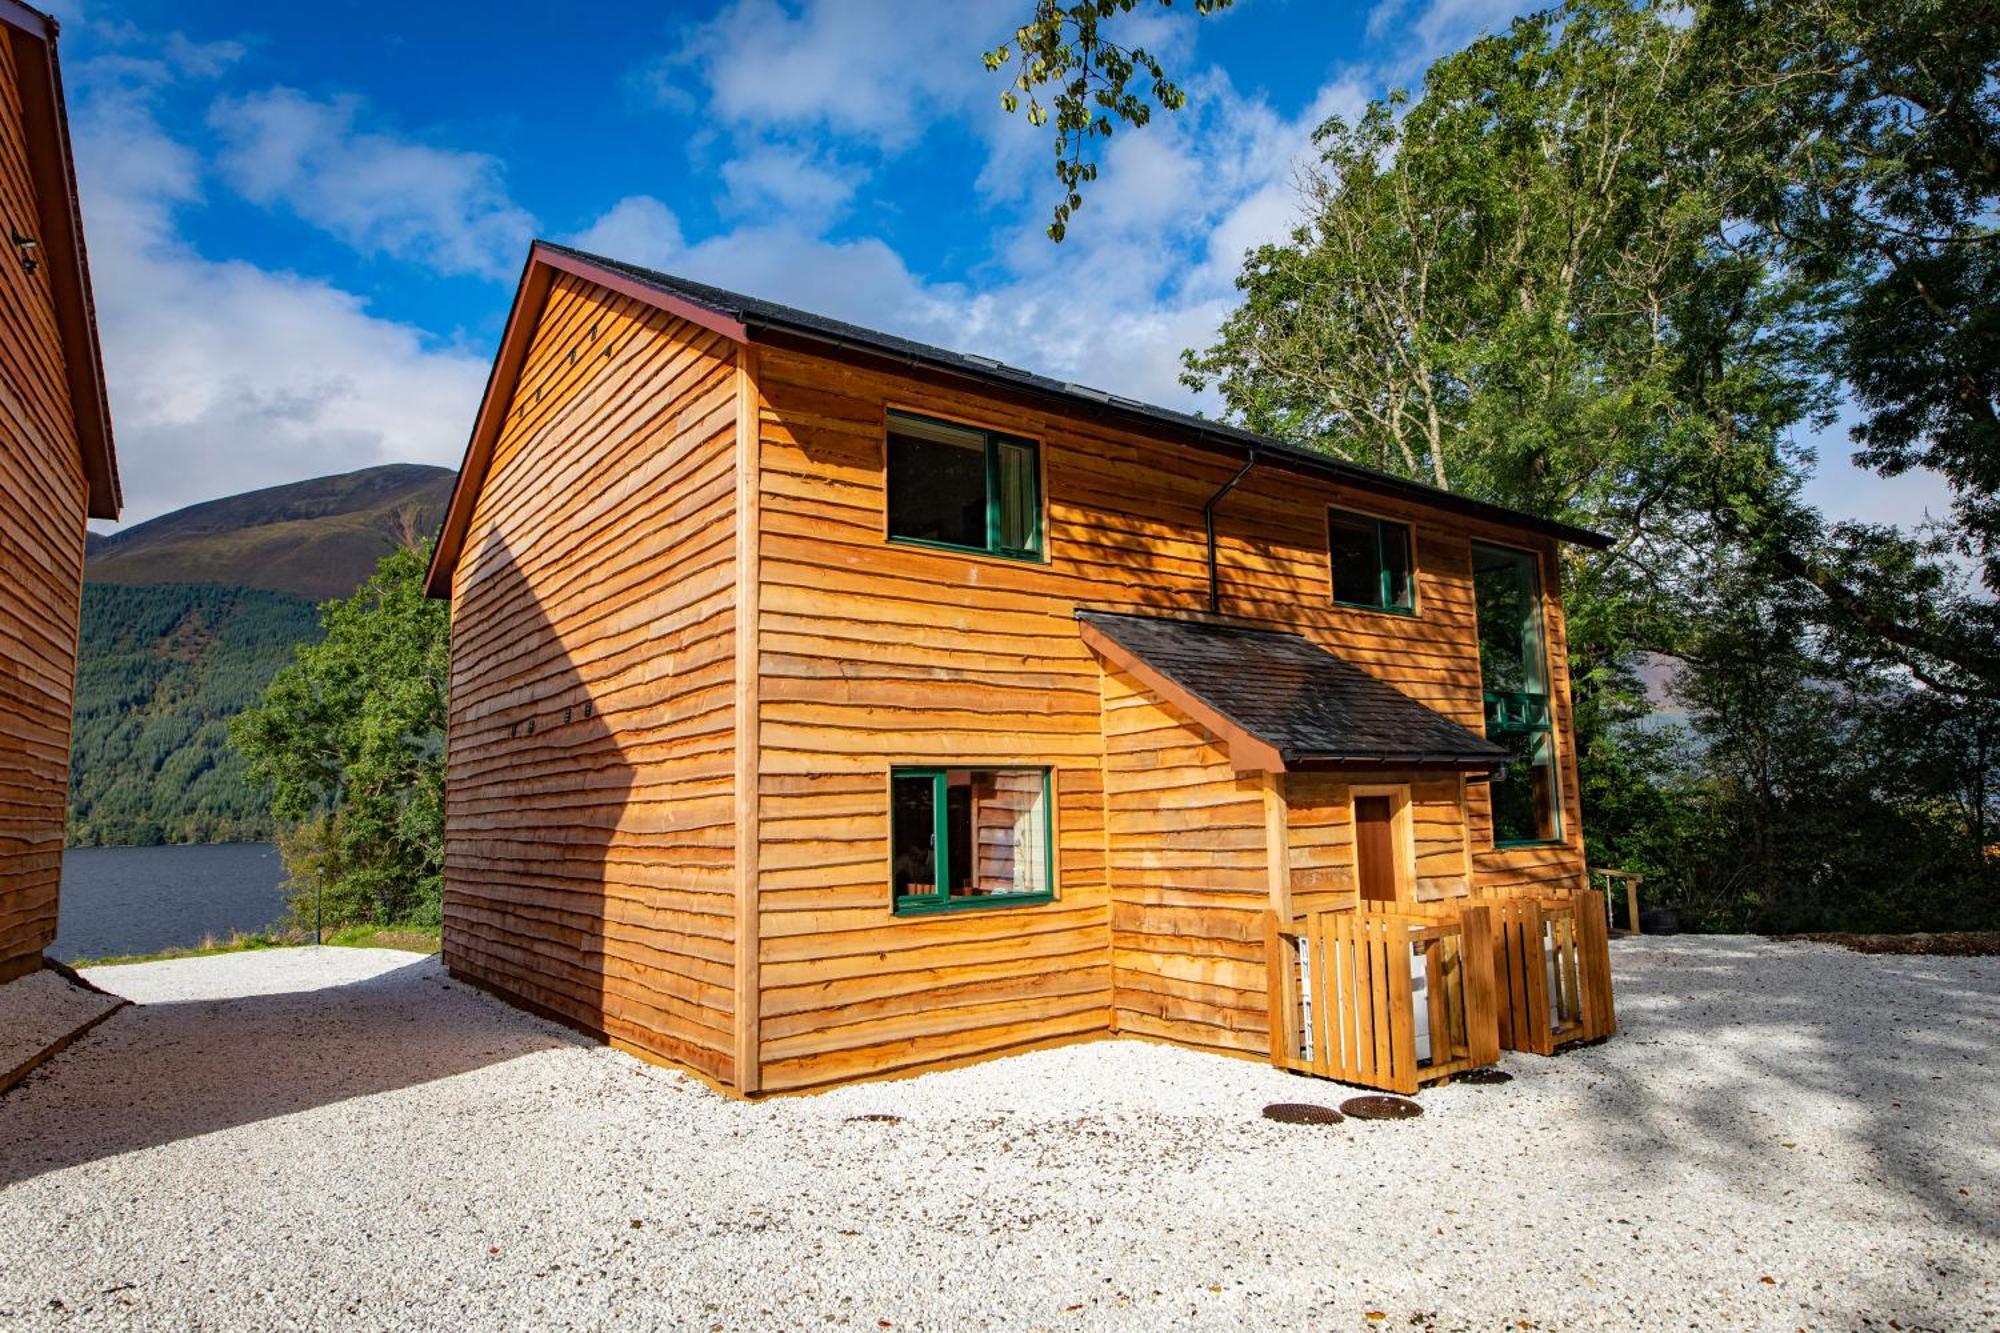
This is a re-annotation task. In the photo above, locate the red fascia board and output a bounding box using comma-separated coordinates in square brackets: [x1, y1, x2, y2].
[423, 245, 750, 598]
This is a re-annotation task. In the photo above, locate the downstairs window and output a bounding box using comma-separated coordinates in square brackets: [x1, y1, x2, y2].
[890, 767, 1053, 914]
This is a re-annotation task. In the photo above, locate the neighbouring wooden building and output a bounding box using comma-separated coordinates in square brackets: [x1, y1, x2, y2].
[426, 241, 1614, 1097]
[0, 1, 117, 985]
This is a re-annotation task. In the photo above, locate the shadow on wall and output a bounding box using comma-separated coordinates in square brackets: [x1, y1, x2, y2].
[443, 529, 716, 1075]
[0, 956, 581, 1187]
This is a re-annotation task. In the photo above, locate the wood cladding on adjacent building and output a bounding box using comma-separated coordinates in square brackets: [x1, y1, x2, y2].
[432, 249, 1597, 1094]
[0, 11, 116, 977]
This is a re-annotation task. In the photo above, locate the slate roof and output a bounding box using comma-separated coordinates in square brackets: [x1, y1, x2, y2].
[532, 241, 1609, 551]
[1078, 610, 1509, 771]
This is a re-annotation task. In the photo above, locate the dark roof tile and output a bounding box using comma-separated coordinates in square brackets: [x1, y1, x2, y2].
[1079, 610, 1508, 771]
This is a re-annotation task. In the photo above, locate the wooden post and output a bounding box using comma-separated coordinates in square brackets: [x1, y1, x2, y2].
[1261, 773, 1292, 1063]
[1459, 905, 1501, 1067]
[731, 344, 762, 1096]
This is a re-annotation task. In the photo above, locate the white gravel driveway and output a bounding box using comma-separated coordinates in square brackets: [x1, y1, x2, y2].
[0, 938, 1993, 1331]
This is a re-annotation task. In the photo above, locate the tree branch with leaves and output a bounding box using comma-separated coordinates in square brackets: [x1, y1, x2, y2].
[986, 0, 1233, 240]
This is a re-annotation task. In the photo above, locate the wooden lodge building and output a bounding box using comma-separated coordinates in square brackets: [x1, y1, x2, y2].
[0, 1, 118, 988]
[426, 241, 1616, 1098]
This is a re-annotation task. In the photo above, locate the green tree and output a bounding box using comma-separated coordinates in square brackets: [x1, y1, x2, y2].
[1168, 0, 1998, 929]
[230, 544, 449, 928]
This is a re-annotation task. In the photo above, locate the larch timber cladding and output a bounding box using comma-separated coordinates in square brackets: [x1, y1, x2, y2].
[0, 34, 86, 977]
[1101, 664, 1270, 1055]
[442, 273, 740, 1086]
[746, 344, 1586, 1083]
[1285, 773, 1473, 917]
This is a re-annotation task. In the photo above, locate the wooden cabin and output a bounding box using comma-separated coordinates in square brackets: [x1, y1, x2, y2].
[0, 2, 118, 986]
[426, 241, 1613, 1097]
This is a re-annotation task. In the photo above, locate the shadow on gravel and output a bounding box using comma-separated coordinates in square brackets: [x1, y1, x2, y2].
[1558, 937, 1999, 1237]
[0, 957, 577, 1187]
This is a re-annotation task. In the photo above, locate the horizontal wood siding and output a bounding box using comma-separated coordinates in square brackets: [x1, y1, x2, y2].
[752, 349, 1111, 1092]
[742, 342, 1587, 1083]
[0, 33, 84, 974]
[1284, 773, 1471, 916]
[1101, 664, 1270, 1055]
[442, 274, 741, 1087]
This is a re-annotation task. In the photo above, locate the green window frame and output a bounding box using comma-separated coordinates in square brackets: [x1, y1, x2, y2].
[1327, 508, 1415, 614]
[886, 410, 1043, 561]
[890, 766, 1056, 915]
[1472, 542, 1563, 847]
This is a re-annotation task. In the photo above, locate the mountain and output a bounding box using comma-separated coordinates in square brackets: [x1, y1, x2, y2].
[86, 464, 456, 601]
[68, 465, 454, 847]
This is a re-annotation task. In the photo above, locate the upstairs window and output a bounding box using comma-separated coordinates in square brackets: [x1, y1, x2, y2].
[886, 411, 1041, 560]
[1327, 509, 1414, 612]
[891, 767, 1053, 914]
[1473, 543, 1562, 846]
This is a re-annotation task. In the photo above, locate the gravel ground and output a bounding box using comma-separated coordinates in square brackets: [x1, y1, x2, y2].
[0, 937, 1993, 1331]
[0, 969, 121, 1092]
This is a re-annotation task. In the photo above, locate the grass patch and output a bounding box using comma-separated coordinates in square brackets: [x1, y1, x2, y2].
[73, 923, 440, 968]
[322, 924, 441, 953]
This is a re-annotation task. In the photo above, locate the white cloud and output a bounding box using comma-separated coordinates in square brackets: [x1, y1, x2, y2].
[720, 143, 856, 218]
[209, 87, 536, 280]
[653, 0, 1019, 150]
[564, 195, 685, 270]
[73, 69, 488, 527]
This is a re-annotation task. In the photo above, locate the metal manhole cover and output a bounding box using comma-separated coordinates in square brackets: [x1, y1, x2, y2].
[1262, 1102, 1345, 1125]
[1339, 1095, 1423, 1120]
[1455, 1068, 1513, 1086]
[845, 1113, 902, 1123]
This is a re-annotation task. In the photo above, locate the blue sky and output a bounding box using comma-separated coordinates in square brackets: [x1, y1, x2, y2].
[52, 0, 1952, 531]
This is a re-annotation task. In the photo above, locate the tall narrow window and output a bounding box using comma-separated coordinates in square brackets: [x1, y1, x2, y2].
[886, 411, 1042, 559]
[890, 767, 1053, 914]
[1327, 509, 1414, 612]
[1472, 544, 1561, 845]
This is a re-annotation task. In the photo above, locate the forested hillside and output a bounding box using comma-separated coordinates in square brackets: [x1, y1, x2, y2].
[67, 584, 323, 846]
[65, 465, 455, 847]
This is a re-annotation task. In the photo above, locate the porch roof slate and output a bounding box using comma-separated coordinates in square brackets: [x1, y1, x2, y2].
[1077, 610, 1510, 772]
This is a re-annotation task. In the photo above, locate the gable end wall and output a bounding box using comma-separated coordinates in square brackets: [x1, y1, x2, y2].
[441, 272, 743, 1087]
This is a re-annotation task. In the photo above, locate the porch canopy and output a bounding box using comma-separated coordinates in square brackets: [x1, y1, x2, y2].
[1077, 610, 1509, 774]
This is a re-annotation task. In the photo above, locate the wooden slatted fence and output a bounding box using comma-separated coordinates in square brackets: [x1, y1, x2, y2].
[1268, 905, 1500, 1093]
[1478, 887, 1616, 1055]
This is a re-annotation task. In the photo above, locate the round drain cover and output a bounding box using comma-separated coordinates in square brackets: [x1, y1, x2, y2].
[1262, 1102, 1345, 1125]
[1339, 1095, 1423, 1120]
[845, 1113, 902, 1123]
[1455, 1068, 1513, 1086]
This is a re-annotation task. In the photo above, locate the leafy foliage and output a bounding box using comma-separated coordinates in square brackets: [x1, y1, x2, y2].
[986, 0, 1233, 240]
[68, 583, 322, 846]
[1180, 0, 1998, 930]
[230, 545, 449, 929]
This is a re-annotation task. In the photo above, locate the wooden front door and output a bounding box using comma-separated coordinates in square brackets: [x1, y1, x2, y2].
[1354, 795, 1399, 904]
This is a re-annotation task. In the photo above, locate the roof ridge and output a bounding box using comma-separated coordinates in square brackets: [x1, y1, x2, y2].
[527, 240, 1607, 551]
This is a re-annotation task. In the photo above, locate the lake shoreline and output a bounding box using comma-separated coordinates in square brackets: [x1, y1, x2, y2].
[53, 843, 290, 964]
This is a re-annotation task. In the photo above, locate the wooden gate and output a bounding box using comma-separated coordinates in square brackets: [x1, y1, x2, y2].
[1481, 888, 1617, 1055]
[1267, 905, 1501, 1094]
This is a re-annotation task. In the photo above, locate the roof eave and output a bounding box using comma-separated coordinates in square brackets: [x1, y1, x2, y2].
[2, 3, 118, 519]
[738, 320, 1611, 551]
[1285, 750, 1507, 773]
